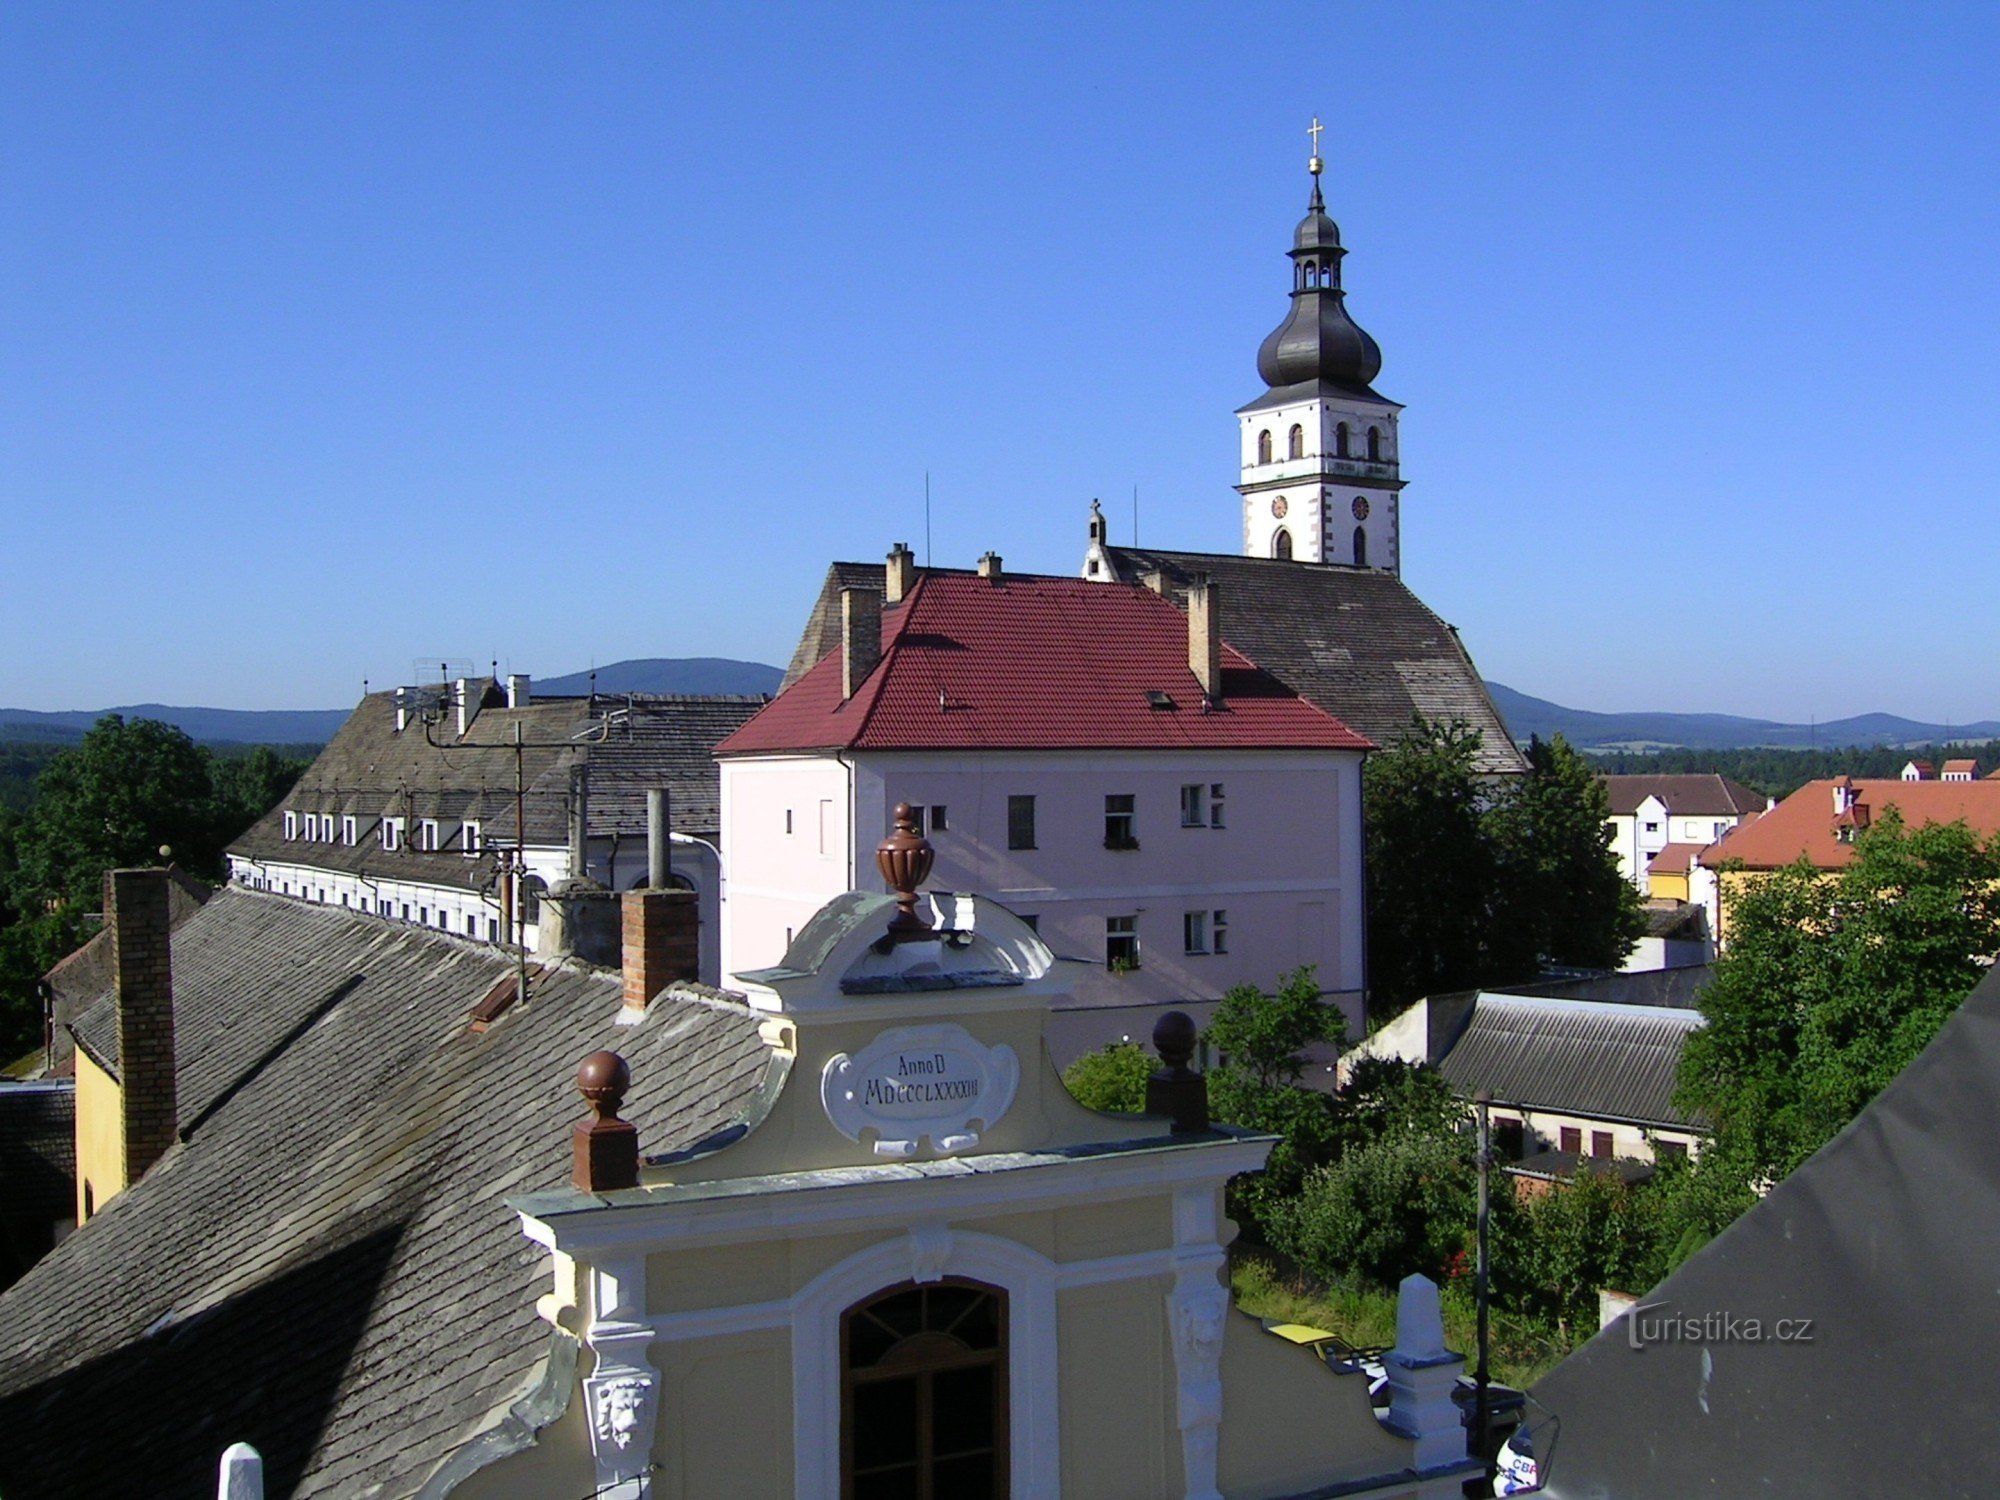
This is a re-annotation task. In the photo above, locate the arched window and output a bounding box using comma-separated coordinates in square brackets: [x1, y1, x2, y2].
[1353, 526, 1368, 567]
[1367, 426, 1381, 462]
[1256, 429, 1272, 465]
[844, 1280, 1008, 1498]
[1273, 528, 1293, 560]
[1287, 424, 1304, 460]
[1335, 423, 1350, 459]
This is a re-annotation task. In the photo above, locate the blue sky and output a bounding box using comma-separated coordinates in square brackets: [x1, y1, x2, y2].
[3, 4, 1996, 722]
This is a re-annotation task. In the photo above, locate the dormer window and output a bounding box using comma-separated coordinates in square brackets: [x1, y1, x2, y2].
[283, 811, 298, 840]
[418, 819, 440, 852]
[382, 817, 405, 852]
[463, 821, 482, 856]
[342, 815, 358, 846]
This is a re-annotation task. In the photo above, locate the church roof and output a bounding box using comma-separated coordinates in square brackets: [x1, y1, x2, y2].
[1090, 547, 1527, 774]
[721, 570, 1371, 757]
[0, 887, 771, 1498]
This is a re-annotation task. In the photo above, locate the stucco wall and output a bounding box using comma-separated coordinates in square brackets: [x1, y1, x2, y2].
[73, 1047, 123, 1223]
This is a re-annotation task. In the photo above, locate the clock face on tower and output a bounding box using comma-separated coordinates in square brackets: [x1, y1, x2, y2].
[1271, 497, 1289, 519]
[1351, 496, 1371, 520]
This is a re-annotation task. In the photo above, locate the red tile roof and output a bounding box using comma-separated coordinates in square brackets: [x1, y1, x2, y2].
[715, 572, 1373, 755]
[1706, 778, 2000, 871]
[1645, 842, 1704, 876]
[1944, 759, 1979, 775]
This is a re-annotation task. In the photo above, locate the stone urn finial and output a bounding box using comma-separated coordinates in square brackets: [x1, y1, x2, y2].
[876, 802, 935, 940]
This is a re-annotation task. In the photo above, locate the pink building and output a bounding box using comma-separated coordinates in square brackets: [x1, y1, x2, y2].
[715, 559, 1372, 1065]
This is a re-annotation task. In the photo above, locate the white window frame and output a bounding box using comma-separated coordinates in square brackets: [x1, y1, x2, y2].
[283, 811, 298, 840]
[1212, 908, 1229, 955]
[1209, 782, 1226, 829]
[1183, 910, 1210, 954]
[419, 819, 440, 852]
[342, 815, 358, 847]
[1180, 784, 1208, 827]
[1106, 914, 1140, 970]
[463, 820, 482, 856]
[382, 817, 405, 852]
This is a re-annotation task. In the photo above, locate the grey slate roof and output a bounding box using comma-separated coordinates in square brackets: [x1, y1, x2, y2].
[228, 687, 763, 892]
[43, 865, 209, 1037]
[0, 1081, 74, 1227]
[783, 552, 1524, 772]
[0, 887, 772, 1500]
[1436, 996, 1703, 1129]
[1534, 965, 2000, 1497]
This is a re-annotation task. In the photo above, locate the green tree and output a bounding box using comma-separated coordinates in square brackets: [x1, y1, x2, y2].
[1364, 719, 1509, 1011]
[1205, 966, 1346, 1234]
[1678, 813, 2000, 1192]
[1060, 1042, 1153, 1113]
[6, 715, 221, 910]
[1270, 1130, 1486, 1290]
[1507, 1169, 1657, 1338]
[1491, 734, 1645, 972]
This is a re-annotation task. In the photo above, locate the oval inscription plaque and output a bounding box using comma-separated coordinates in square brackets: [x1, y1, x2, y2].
[822, 1023, 1020, 1159]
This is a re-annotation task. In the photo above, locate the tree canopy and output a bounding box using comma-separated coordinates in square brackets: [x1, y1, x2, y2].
[1365, 720, 1641, 1014]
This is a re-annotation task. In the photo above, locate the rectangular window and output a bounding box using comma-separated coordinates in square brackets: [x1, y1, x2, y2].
[1106, 915, 1140, 971]
[342, 815, 358, 846]
[284, 811, 298, 840]
[463, 821, 482, 856]
[1007, 795, 1036, 850]
[1183, 910, 1209, 954]
[382, 818, 404, 852]
[908, 805, 926, 835]
[1494, 1119, 1526, 1160]
[419, 819, 440, 852]
[785, 808, 794, 835]
[300, 813, 315, 841]
[929, 804, 947, 833]
[325, 817, 339, 844]
[1210, 783, 1226, 828]
[1180, 784, 1208, 827]
[1104, 793, 1137, 849]
[1560, 1126, 1582, 1155]
[1020, 913, 1039, 934]
[818, 799, 833, 856]
[1591, 1131, 1614, 1160]
[1212, 908, 1229, 954]
[1657, 1139, 1689, 1159]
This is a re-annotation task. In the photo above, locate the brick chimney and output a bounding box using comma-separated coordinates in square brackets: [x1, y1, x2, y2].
[977, 551, 1003, 583]
[885, 542, 917, 604]
[1188, 575, 1222, 705]
[107, 868, 176, 1184]
[842, 586, 882, 699]
[622, 888, 699, 1015]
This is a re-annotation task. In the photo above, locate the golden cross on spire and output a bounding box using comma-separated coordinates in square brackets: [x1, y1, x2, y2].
[1308, 116, 1324, 173]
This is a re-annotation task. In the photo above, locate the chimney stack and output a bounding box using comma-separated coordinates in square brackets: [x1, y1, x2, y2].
[107, 868, 177, 1184]
[567, 762, 591, 880]
[622, 888, 699, 1014]
[507, 673, 531, 708]
[885, 542, 917, 604]
[1140, 568, 1167, 595]
[454, 678, 472, 738]
[841, 587, 882, 699]
[1188, 575, 1222, 704]
[977, 551, 1003, 583]
[647, 787, 671, 889]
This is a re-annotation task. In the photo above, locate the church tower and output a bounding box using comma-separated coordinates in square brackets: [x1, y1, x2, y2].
[1237, 126, 1404, 573]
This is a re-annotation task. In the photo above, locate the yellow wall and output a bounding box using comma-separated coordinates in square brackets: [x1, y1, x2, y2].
[73, 1048, 125, 1224]
[1057, 1277, 1175, 1498]
[1648, 869, 1690, 902]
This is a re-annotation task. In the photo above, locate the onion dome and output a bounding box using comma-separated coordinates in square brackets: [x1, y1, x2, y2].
[1255, 171, 1382, 393]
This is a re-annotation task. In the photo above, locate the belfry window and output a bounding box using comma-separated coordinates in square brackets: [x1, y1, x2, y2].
[1256, 429, 1273, 465]
[1353, 526, 1368, 567]
[1273, 528, 1293, 560]
[1288, 424, 1304, 460]
[843, 1280, 1007, 1499]
[1335, 423, 1350, 458]
[1367, 426, 1382, 462]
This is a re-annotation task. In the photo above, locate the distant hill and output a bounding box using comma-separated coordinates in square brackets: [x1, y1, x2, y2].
[1487, 682, 2000, 752]
[0, 704, 351, 746]
[536, 658, 782, 697]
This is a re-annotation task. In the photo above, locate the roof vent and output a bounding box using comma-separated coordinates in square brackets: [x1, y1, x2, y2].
[1147, 690, 1177, 711]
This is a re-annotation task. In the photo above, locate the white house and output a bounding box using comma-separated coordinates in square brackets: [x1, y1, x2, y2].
[715, 561, 1372, 1064]
[1599, 774, 1767, 892]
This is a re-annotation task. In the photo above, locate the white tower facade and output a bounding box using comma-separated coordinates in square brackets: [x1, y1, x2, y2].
[1235, 152, 1405, 574]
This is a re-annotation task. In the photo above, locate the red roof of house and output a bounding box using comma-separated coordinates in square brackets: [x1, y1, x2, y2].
[1707, 778, 2000, 870]
[1944, 759, 1979, 774]
[1645, 842, 1704, 876]
[715, 572, 1373, 755]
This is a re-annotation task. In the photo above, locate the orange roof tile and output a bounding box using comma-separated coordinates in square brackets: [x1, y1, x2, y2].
[1706, 778, 2000, 870]
[1646, 842, 1704, 876]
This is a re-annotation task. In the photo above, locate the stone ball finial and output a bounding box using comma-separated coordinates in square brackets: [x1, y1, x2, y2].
[1153, 1011, 1198, 1071]
[876, 802, 935, 939]
[576, 1050, 630, 1120]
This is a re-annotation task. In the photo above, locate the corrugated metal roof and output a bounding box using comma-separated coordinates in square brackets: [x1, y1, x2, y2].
[1437, 996, 1704, 1128]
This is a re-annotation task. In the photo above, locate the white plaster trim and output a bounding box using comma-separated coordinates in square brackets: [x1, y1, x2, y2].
[583, 1253, 661, 1500]
[790, 1230, 1060, 1500]
[522, 1137, 1271, 1259]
